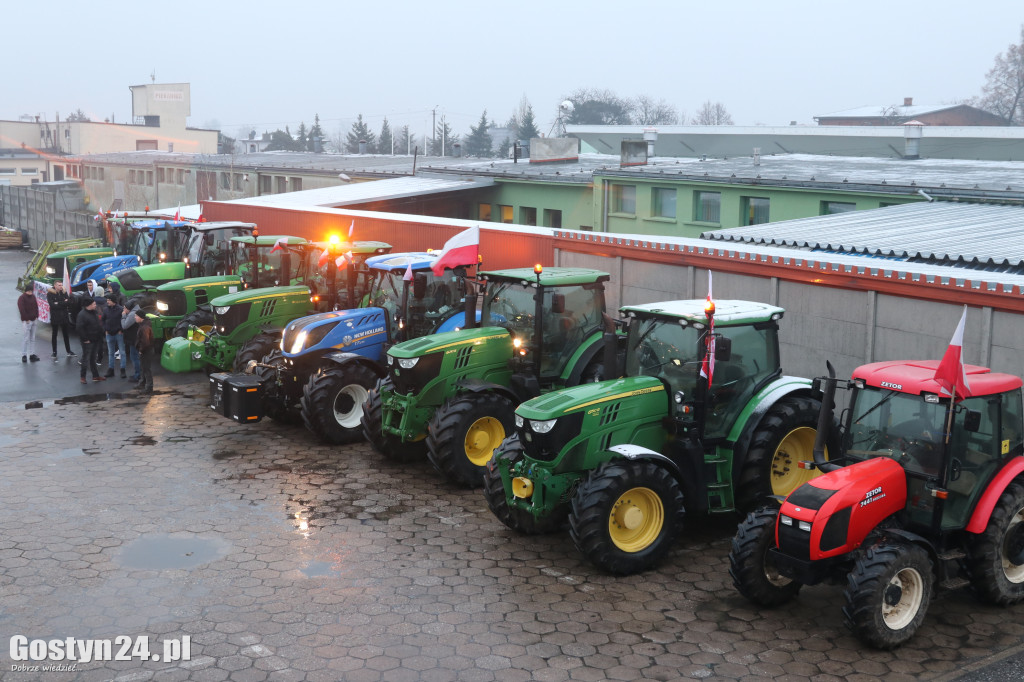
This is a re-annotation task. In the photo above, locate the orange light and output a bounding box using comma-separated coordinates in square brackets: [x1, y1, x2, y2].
[252, 226, 259, 237]
[534, 263, 543, 275]
[328, 234, 340, 246]
[704, 300, 716, 316]
[478, 254, 483, 263]
[312, 295, 320, 302]
[144, 206, 150, 212]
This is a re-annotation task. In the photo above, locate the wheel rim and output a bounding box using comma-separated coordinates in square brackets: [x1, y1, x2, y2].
[764, 551, 793, 588]
[334, 384, 370, 428]
[881, 566, 925, 630]
[770, 426, 823, 496]
[608, 487, 664, 553]
[1002, 506, 1024, 583]
[464, 417, 505, 467]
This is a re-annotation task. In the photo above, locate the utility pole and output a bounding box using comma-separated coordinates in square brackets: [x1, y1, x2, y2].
[432, 106, 437, 155]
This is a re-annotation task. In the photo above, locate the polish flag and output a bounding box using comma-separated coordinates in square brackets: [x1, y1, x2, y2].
[403, 262, 414, 281]
[699, 271, 715, 387]
[270, 237, 288, 253]
[431, 226, 479, 276]
[63, 258, 72, 292]
[173, 205, 181, 221]
[934, 306, 971, 399]
[317, 247, 330, 268]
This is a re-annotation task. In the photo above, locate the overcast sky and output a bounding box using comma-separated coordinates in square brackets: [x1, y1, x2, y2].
[5, 0, 1021, 144]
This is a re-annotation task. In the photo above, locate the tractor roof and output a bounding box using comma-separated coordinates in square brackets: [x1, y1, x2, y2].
[192, 222, 257, 232]
[479, 267, 610, 286]
[230, 235, 307, 246]
[854, 360, 1023, 398]
[365, 252, 441, 272]
[620, 299, 785, 326]
[309, 241, 393, 255]
[130, 220, 191, 231]
[48, 247, 112, 259]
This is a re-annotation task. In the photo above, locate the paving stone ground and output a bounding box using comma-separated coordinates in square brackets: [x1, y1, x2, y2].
[1, 383, 1023, 682]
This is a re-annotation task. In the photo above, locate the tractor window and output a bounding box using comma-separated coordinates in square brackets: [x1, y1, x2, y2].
[196, 229, 243, 277]
[482, 282, 536, 344]
[626, 318, 702, 399]
[367, 269, 404, 320]
[407, 271, 464, 338]
[130, 231, 152, 260]
[540, 285, 603, 378]
[705, 324, 779, 439]
[846, 389, 946, 478]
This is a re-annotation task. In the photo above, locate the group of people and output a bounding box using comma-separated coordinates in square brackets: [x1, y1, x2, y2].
[17, 279, 155, 393]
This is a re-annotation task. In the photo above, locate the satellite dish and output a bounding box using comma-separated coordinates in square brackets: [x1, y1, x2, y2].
[559, 100, 575, 113]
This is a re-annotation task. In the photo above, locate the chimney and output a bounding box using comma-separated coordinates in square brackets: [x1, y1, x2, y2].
[903, 97, 913, 107]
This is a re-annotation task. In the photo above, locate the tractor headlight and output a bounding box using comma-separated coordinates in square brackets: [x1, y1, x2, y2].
[386, 355, 394, 366]
[515, 415, 524, 428]
[798, 520, 812, 532]
[46, 266, 56, 275]
[780, 515, 793, 526]
[214, 306, 231, 315]
[397, 357, 419, 369]
[289, 330, 308, 354]
[155, 300, 169, 312]
[530, 419, 557, 434]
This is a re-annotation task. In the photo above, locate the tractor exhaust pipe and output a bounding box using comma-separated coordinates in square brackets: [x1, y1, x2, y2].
[463, 290, 478, 329]
[601, 313, 619, 380]
[812, 361, 841, 472]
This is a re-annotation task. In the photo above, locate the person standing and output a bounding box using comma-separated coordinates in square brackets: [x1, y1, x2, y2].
[122, 305, 142, 382]
[135, 310, 154, 393]
[46, 282, 76, 358]
[102, 295, 127, 378]
[18, 285, 40, 363]
[76, 299, 104, 383]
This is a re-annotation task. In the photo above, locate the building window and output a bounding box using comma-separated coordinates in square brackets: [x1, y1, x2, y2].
[822, 201, 856, 215]
[499, 205, 513, 223]
[233, 174, 243, 191]
[521, 207, 537, 226]
[694, 191, 721, 223]
[479, 204, 492, 221]
[611, 184, 636, 214]
[260, 176, 271, 194]
[20, 168, 38, 175]
[743, 197, 770, 225]
[146, 171, 154, 186]
[98, 168, 104, 181]
[220, 172, 230, 190]
[275, 176, 287, 193]
[176, 169, 183, 185]
[128, 170, 136, 184]
[652, 188, 676, 218]
[0, 168, 16, 176]
[543, 209, 562, 228]
[291, 177, 302, 191]
[157, 168, 165, 183]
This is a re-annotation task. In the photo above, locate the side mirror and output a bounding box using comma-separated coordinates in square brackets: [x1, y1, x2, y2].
[551, 293, 565, 315]
[714, 335, 732, 361]
[964, 409, 981, 432]
[413, 274, 427, 300]
[204, 233, 215, 246]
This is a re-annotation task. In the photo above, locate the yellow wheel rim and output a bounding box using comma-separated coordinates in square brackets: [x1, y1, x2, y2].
[608, 487, 663, 553]
[465, 417, 505, 467]
[770, 426, 825, 496]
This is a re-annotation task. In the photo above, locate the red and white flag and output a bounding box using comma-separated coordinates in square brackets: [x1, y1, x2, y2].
[431, 226, 479, 276]
[934, 306, 971, 399]
[403, 262, 414, 282]
[699, 271, 715, 387]
[347, 220, 355, 240]
[173, 204, 181, 221]
[317, 247, 330, 268]
[62, 257, 72, 292]
[270, 237, 288, 253]
[334, 251, 354, 269]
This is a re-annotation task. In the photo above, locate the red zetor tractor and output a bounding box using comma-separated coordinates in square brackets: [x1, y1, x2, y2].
[730, 359, 1024, 648]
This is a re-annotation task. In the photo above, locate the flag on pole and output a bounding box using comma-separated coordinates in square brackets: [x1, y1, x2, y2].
[934, 306, 971, 399]
[347, 220, 355, 240]
[173, 205, 181, 221]
[317, 248, 330, 268]
[403, 262, 414, 281]
[270, 236, 288, 253]
[62, 258, 72, 293]
[430, 226, 480, 276]
[699, 271, 715, 387]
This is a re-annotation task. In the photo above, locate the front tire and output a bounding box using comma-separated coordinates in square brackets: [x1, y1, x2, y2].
[233, 332, 279, 373]
[426, 393, 515, 488]
[568, 460, 685, 575]
[483, 435, 564, 535]
[301, 363, 378, 444]
[172, 309, 215, 339]
[843, 542, 933, 649]
[256, 350, 303, 425]
[730, 506, 801, 606]
[969, 480, 1024, 605]
[360, 379, 427, 462]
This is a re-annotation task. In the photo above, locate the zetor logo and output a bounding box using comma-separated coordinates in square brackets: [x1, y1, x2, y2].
[880, 381, 902, 390]
[860, 486, 886, 507]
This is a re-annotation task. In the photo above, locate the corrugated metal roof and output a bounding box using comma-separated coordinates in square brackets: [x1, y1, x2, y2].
[701, 202, 1024, 272]
[225, 175, 493, 209]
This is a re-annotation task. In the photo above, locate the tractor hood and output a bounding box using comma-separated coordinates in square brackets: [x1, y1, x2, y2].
[387, 326, 511, 359]
[107, 261, 188, 292]
[70, 255, 142, 286]
[282, 308, 389, 356]
[516, 375, 666, 421]
[210, 285, 310, 307]
[156, 275, 243, 293]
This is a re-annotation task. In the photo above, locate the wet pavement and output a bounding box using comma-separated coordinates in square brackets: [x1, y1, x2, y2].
[2, 248, 1024, 681]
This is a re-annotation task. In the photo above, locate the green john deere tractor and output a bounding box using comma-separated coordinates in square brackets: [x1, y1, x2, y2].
[483, 299, 829, 575]
[362, 266, 619, 486]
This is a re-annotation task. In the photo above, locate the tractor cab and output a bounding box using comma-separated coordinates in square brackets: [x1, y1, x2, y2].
[68, 220, 193, 292]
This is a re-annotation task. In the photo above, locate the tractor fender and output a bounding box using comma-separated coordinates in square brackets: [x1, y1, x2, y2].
[563, 333, 606, 385]
[322, 351, 387, 378]
[606, 444, 685, 485]
[453, 377, 519, 404]
[965, 457, 1024, 533]
[729, 377, 817, 478]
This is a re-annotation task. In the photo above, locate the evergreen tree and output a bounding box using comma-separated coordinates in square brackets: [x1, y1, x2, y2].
[517, 104, 540, 141]
[265, 127, 299, 151]
[378, 118, 394, 155]
[346, 114, 376, 153]
[295, 122, 309, 151]
[463, 110, 493, 157]
[308, 114, 325, 151]
[497, 138, 512, 158]
[396, 125, 416, 155]
[429, 118, 458, 156]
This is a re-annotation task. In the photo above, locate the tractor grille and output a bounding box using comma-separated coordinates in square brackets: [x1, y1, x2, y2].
[518, 412, 584, 462]
[159, 290, 187, 317]
[778, 523, 811, 562]
[598, 402, 621, 427]
[216, 303, 253, 333]
[389, 352, 443, 395]
[452, 345, 473, 371]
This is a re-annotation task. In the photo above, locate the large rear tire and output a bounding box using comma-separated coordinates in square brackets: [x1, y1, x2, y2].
[968, 480, 1024, 605]
[730, 506, 801, 606]
[483, 435, 564, 535]
[426, 393, 515, 488]
[233, 332, 279, 373]
[736, 395, 827, 510]
[360, 379, 427, 462]
[568, 460, 685, 575]
[254, 350, 303, 425]
[172, 309, 215, 339]
[301, 363, 378, 444]
[842, 542, 933, 649]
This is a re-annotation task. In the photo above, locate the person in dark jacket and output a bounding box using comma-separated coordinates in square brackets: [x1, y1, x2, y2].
[122, 305, 142, 382]
[102, 295, 128, 378]
[135, 310, 154, 393]
[76, 299, 104, 382]
[46, 281, 76, 358]
[18, 284, 40, 363]
[107, 281, 127, 307]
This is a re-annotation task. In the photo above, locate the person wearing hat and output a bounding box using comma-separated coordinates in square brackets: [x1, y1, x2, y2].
[102, 294, 128, 378]
[46, 281, 76, 358]
[17, 284, 40, 363]
[75, 298, 104, 383]
[134, 309, 154, 393]
[121, 304, 142, 383]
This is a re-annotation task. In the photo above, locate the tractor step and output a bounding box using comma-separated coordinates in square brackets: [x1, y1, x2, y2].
[708, 506, 737, 515]
[937, 549, 967, 561]
[939, 577, 970, 591]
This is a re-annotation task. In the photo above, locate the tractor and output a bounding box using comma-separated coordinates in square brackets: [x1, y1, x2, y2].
[729, 359, 1024, 649]
[222, 253, 478, 443]
[362, 265, 617, 487]
[483, 299, 828, 575]
[68, 218, 194, 294]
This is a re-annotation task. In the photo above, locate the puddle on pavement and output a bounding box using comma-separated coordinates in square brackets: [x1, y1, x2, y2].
[117, 534, 231, 570]
[26, 388, 189, 410]
[0, 434, 23, 447]
[130, 436, 157, 446]
[300, 561, 341, 577]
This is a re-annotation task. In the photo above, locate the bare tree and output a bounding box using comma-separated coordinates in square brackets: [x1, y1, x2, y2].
[879, 105, 906, 125]
[562, 88, 633, 125]
[65, 108, 91, 122]
[690, 101, 734, 126]
[633, 96, 679, 125]
[976, 24, 1024, 124]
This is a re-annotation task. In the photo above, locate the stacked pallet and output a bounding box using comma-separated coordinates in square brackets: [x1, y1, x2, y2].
[0, 227, 23, 249]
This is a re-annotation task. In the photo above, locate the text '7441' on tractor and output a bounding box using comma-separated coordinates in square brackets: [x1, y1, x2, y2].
[729, 359, 1024, 649]
[484, 299, 832, 576]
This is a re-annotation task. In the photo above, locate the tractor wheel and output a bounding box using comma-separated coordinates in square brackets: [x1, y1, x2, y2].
[426, 393, 515, 488]
[568, 460, 685, 575]
[233, 332, 280, 373]
[842, 542, 933, 649]
[360, 379, 427, 462]
[483, 435, 564, 535]
[729, 506, 801, 606]
[301, 364, 378, 444]
[968, 480, 1024, 605]
[736, 395, 827, 511]
[255, 350, 302, 425]
[172, 309, 215, 339]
